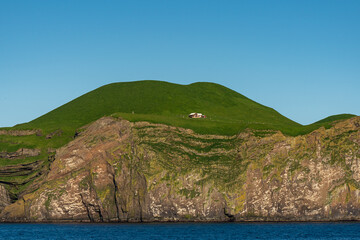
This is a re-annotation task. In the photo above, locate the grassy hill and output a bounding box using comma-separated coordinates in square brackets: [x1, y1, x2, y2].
[10, 80, 358, 138]
[294, 114, 356, 135]
[19, 80, 303, 135]
[313, 114, 356, 125]
[0, 80, 356, 200]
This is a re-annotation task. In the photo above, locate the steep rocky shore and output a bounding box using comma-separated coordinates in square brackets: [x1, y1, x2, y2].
[0, 116, 359, 222]
[0, 185, 10, 213]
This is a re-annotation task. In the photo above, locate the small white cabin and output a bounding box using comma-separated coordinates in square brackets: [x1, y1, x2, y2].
[188, 113, 206, 118]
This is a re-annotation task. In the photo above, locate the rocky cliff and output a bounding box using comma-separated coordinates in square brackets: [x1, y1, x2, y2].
[0, 185, 10, 212]
[1, 116, 359, 222]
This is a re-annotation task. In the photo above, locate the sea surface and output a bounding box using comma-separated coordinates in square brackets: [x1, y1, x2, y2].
[1, 222, 360, 240]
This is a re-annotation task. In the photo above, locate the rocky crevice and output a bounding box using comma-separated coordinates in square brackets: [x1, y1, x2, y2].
[224, 208, 235, 222]
[112, 174, 120, 221]
[80, 193, 92, 222]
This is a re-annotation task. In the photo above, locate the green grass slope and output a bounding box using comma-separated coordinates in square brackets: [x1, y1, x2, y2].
[20, 80, 302, 136]
[294, 114, 357, 135]
[313, 114, 356, 125]
[0, 80, 356, 200]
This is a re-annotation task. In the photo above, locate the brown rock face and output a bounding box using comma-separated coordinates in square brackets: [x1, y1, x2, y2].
[0, 130, 42, 136]
[0, 148, 41, 159]
[1, 116, 360, 222]
[0, 185, 10, 212]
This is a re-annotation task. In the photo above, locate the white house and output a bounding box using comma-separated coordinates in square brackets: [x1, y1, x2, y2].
[188, 113, 206, 118]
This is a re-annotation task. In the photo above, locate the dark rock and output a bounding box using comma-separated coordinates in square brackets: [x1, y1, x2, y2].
[46, 129, 63, 139]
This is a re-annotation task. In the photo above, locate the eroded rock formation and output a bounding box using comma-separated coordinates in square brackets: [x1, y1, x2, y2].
[1, 116, 360, 222]
[0, 148, 41, 159]
[0, 185, 10, 212]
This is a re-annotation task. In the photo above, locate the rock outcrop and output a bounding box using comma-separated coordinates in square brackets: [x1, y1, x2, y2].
[0, 129, 42, 136]
[1, 116, 360, 222]
[0, 185, 10, 212]
[0, 148, 41, 159]
[45, 129, 63, 139]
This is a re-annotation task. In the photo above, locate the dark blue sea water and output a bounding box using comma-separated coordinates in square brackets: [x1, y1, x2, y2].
[1, 222, 360, 240]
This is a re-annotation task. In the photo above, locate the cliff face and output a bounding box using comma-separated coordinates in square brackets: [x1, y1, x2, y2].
[1, 116, 359, 222]
[0, 185, 10, 212]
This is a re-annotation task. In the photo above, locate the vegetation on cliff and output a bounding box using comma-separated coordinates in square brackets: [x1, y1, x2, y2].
[0, 80, 357, 215]
[1, 116, 360, 222]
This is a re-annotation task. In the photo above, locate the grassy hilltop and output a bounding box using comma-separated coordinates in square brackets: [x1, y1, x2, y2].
[18, 80, 303, 135]
[1, 80, 356, 152]
[0, 80, 355, 200]
[20, 80, 355, 136]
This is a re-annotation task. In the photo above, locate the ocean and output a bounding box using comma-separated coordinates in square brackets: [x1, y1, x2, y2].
[1, 222, 360, 240]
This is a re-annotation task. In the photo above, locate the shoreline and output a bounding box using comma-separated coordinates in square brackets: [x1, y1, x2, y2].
[2, 219, 360, 224]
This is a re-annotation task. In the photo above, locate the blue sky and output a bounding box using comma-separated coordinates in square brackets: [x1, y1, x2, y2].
[1, 0, 359, 127]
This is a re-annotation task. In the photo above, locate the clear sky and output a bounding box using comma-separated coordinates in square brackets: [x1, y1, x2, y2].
[1, 0, 359, 127]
